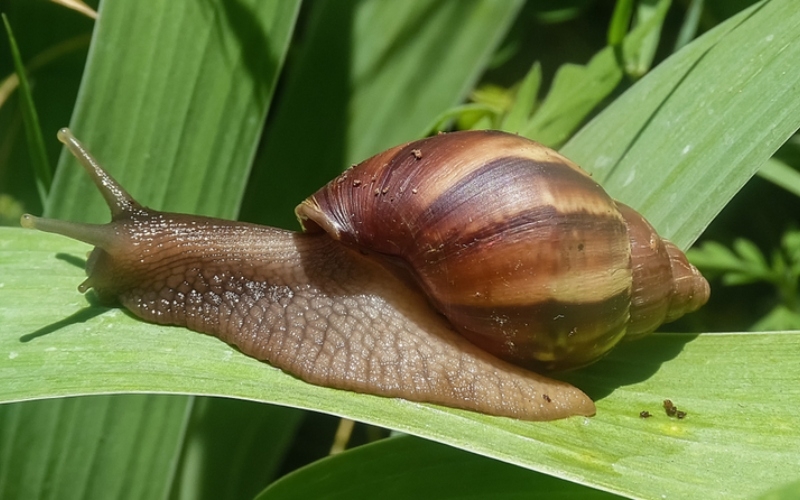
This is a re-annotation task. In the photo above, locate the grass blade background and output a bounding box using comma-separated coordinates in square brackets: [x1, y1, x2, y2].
[1, 230, 798, 499]
[170, 399, 302, 500]
[48, 0, 300, 220]
[2, 14, 51, 203]
[562, 0, 800, 249]
[0, 2, 93, 220]
[240, 0, 523, 229]
[0, 396, 189, 500]
[258, 435, 620, 500]
[760, 157, 800, 198]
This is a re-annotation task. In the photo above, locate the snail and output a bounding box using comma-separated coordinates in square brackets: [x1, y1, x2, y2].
[21, 128, 709, 421]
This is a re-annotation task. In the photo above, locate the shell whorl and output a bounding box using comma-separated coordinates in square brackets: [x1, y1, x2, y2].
[297, 130, 664, 371]
[617, 203, 710, 340]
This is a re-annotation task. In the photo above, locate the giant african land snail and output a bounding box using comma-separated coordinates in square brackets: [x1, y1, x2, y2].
[21, 128, 709, 420]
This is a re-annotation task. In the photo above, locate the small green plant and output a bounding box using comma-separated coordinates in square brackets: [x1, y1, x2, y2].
[690, 229, 800, 330]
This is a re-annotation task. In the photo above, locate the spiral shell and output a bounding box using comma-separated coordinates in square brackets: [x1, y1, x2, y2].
[296, 130, 708, 371]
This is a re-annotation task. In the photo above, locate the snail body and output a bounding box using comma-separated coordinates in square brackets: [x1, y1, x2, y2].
[21, 128, 708, 421]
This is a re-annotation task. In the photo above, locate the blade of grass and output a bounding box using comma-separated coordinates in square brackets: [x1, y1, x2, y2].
[2, 14, 51, 203]
[51, 0, 98, 19]
[501, 62, 542, 133]
[0, 396, 190, 500]
[562, 0, 800, 249]
[1, 229, 798, 499]
[607, 0, 635, 47]
[673, 0, 704, 52]
[240, 0, 524, 229]
[169, 399, 304, 500]
[258, 435, 620, 500]
[624, 0, 670, 77]
[758, 157, 800, 198]
[48, 0, 300, 220]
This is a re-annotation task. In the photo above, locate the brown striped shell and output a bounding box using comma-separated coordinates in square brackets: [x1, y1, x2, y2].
[296, 130, 709, 371]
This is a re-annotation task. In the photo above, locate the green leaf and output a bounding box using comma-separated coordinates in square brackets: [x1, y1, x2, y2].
[757, 477, 800, 500]
[690, 239, 774, 285]
[257, 435, 621, 500]
[3, 228, 800, 498]
[519, 0, 669, 148]
[687, 240, 746, 270]
[733, 238, 769, 271]
[673, 0, 705, 52]
[624, 0, 670, 77]
[750, 305, 800, 331]
[783, 229, 800, 273]
[562, 0, 800, 250]
[2, 14, 51, 203]
[0, 396, 189, 500]
[519, 48, 622, 147]
[240, 0, 524, 228]
[423, 103, 501, 135]
[759, 157, 800, 198]
[501, 62, 542, 133]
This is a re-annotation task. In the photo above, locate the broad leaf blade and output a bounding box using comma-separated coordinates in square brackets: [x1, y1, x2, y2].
[2, 229, 799, 499]
[562, 0, 800, 248]
[241, 0, 524, 228]
[0, 396, 189, 500]
[49, 0, 300, 220]
[257, 435, 620, 500]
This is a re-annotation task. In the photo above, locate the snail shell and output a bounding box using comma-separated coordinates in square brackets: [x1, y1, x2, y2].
[20, 128, 708, 421]
[298, 130, 709, 371]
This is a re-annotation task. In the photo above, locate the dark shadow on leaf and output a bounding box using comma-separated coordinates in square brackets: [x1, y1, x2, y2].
[19, 251, 107, 340]
[201, 0, 280, 109]
[20, 298, 110, 342]
[240, 1, 353, 228]
[560, 332, 699, 401]
[56, 252, 86, 269]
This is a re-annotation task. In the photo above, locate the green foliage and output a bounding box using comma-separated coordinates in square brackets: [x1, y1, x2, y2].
[1, 1, 799, 499]
[257, 435, 621, 500]
[760, 151, 800, 198]
[689, 229, 800, 329]
[2, 13, 50, 202]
